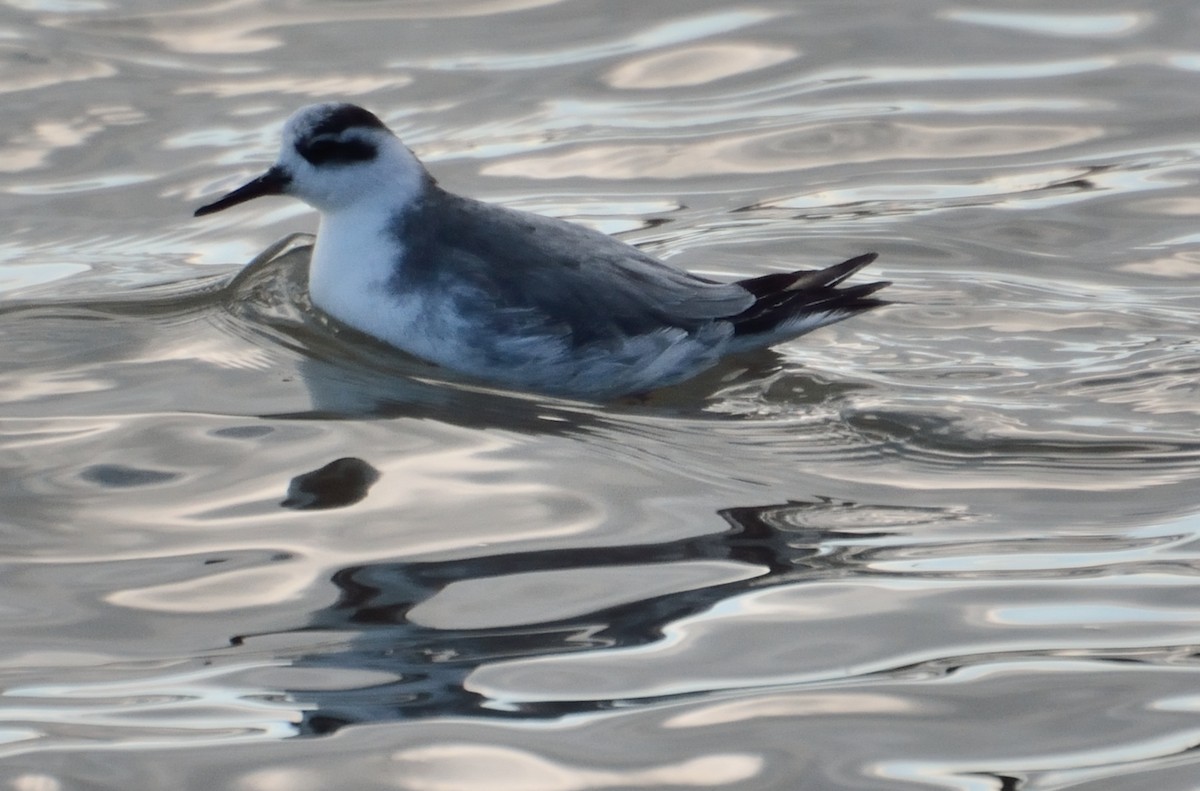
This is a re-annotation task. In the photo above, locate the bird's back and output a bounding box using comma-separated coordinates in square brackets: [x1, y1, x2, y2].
[390, 186, 756, 346]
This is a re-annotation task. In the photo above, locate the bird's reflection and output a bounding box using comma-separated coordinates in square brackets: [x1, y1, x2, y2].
[237, 491, 949, 735]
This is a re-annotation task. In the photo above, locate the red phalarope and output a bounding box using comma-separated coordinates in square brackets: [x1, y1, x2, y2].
[196, 103, 889, 399]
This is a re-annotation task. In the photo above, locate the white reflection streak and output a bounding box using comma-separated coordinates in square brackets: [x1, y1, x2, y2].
[875, 727, 1200, 788]
[943, 11, 1145, 38]
[820, 58, 1115, 83]
[2, 662, 301, 740]
[663, 691, 916, 728]
[408, 10, 776, 71]
[389, 744, 762, 791]
[11, 776, 60, 791]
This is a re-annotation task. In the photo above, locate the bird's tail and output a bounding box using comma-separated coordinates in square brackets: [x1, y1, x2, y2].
[727, 253, 889, 349]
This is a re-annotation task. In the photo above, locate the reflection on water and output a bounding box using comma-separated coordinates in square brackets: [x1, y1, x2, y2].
[2, 0, 1200, 788]
[244, 497, 924, 734]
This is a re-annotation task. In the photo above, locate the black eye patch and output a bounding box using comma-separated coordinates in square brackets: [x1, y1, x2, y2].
[295, 136, 377, 166]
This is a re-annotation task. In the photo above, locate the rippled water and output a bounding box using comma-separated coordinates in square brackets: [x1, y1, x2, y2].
[3, 0, 1200, 789]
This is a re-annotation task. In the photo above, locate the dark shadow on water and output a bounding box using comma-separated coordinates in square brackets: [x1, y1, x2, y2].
[233, 495, 952, 735]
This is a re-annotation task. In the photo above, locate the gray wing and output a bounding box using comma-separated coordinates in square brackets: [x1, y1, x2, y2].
[392, 187, 754, 345]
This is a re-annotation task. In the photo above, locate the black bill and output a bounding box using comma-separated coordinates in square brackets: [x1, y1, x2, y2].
[194, 166, 290, 217]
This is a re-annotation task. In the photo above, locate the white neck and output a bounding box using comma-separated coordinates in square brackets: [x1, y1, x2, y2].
[308, 204, 406, 332]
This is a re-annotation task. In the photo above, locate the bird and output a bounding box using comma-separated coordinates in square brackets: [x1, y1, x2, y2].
[195, 102, 889, 400]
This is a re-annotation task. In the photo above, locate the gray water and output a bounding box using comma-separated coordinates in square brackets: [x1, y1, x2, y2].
[3, 1, 1200, 789]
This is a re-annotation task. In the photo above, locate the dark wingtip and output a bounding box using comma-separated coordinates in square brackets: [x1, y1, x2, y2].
[845, 251, 879, 267]
[736, 252, 883, 298]
[730, 253, 890, 336]
[823, 252, 879, 286]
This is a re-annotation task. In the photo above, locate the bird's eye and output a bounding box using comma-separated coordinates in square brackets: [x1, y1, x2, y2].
[296, 136, 377, 166]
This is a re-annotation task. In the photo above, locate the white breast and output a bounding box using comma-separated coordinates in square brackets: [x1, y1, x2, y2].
[308, 208, 399, 325]
[307, 208, 480, 368]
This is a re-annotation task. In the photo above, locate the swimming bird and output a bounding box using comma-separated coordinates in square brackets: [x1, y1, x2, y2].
[195, 102, 889, 399]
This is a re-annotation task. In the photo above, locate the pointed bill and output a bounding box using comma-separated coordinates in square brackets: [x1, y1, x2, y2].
[194, 167, 291, 217]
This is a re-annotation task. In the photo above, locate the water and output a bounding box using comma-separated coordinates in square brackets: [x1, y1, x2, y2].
[2, 0, 1200, 788]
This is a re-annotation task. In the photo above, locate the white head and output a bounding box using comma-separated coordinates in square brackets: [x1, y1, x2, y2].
[195, 102, 429, 217]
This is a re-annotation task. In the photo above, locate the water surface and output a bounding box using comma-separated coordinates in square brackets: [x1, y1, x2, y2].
[2, 0, 1200, 789]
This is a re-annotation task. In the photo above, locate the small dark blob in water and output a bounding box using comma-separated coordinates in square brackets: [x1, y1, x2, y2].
[81, 464, 180, 488]
[210, 425, 275, 440]
[282, 456, 381, 510]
